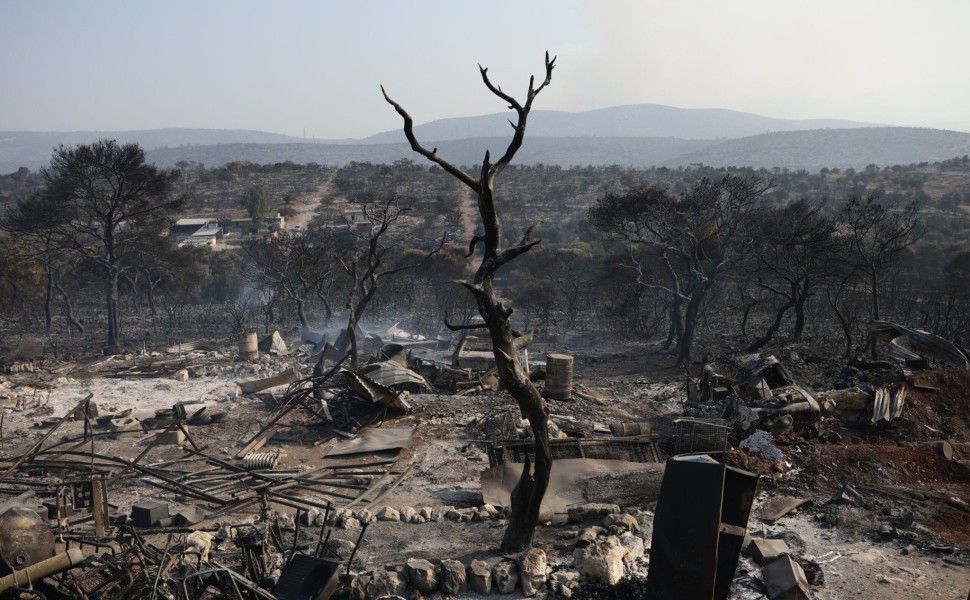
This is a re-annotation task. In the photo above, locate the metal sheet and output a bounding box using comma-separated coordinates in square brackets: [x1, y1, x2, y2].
[237, 368, 301, 394]
[868, 321, 970, 369]
[328, 426, 416, 456]
[871, 384, 906, 423]
[481, 458, 665, 512]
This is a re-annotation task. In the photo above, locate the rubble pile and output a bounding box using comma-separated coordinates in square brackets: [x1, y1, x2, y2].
[0, 320, 967, 599]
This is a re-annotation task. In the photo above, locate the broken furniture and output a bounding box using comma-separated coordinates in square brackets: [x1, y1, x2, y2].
[646, 455, 758, 600]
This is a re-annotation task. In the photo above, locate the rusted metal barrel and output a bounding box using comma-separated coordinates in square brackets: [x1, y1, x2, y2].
[610, 422, 652, 437]
[544, 353, 574, 400]
[238, 331, 258, 360]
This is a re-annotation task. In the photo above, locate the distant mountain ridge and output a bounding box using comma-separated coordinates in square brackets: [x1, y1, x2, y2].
[2, 105, 967, 174]
[362, 104, 881, 143]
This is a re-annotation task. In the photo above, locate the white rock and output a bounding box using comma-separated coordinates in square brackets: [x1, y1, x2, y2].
[376, 506, 400, 522]
[518, 548, 546, 597]
[573, 535, 627, 585]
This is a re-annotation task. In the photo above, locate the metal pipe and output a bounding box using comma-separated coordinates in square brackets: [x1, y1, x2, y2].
[0, 548, 85, 594]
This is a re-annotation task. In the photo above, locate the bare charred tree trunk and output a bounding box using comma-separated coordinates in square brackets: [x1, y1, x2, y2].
[383, 52, 556, 551]
[54, 279, 83, 334]
[339, 195, 433, 369]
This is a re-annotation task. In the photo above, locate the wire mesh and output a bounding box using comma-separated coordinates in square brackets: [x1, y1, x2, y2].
[648, 416, 732, 456]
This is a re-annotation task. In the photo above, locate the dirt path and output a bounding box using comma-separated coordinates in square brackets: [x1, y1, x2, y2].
[457, 184, 477, 242]
[287, 171, 334, 230]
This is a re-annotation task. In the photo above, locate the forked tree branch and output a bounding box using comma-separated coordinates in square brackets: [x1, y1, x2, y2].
[482, 52, 556, 178]
[381, 86, 480, 193]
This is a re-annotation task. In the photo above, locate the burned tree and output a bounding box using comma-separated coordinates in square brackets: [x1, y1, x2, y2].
[383, 53, 555, 551]
[839, 194, 921, 355]
[1, 192, 84, 333]
[242, 228, 343, 331]
[338, 193, 438, 368]
[745, 200, 840, 351]
[41, 140, 185, 349]
[589, 176, 768, 366]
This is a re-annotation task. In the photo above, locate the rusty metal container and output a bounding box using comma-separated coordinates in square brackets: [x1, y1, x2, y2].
[610, 422, 652, 437]
[544, 353, 574, 400]
[0, 507, 55, 576]
[238, 331, 258, 360]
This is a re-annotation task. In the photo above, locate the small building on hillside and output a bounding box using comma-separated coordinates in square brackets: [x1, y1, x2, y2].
[172, 218, 224, 248]
[228, 213, 286, 232]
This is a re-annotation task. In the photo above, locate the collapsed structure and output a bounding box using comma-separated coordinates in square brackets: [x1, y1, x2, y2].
[0, 319, 967, 599]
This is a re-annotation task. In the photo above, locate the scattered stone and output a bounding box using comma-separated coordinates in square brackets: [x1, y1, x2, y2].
[341, 517, 361, 530]
[173, 369, 189, 382]
[405, 558, 439, 594]
[573, 535, 627, 585]
[440, 559, 467, 595]
[830, 484, 866, 508]
[348, 574, 370, 600]
[419, 506, 434, 520]
[367, 570, 407, 598]
[492, 560, 519, 594]
[376, 506, 400, 522]
[518, 548, 546, 596]
[399, 506, 417, 522]
[549, 570, 580, 598]
[568, 503, 621, 523]
[602, 513, 640, 533]
[618, 532, 644, 563]
[575, 527, 601, 548]
[355, 509, 375, 524]
[468, 560, 492, 595]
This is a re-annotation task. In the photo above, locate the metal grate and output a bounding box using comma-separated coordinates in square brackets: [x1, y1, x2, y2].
[649, 416, 732, 455]
[487, 437, 664, 468]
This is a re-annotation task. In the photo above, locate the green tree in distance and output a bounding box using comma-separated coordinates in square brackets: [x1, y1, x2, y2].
[241, 185, 271, 231]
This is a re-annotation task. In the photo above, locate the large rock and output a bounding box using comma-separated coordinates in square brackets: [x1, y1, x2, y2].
[348, 574, 370, 600]
[568, 503, 621, 523]
[405, 558, 439, 593]
[573, 535, 627, 585]
[518, 548, 547, 596]
[618, 532, 645, 563]
[492, 560, 519, 594]
[366, 570, 407, 599]
[603, 513, 641, 533]
[467, 560, 492, 595]
[575, 526, 603, 548]
[376, 506, 400, 522]
[440, 559, 467, 595]
[549, 570, 580, 598]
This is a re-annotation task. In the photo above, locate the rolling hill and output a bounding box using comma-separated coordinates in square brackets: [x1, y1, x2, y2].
[3, 106, 968, 174]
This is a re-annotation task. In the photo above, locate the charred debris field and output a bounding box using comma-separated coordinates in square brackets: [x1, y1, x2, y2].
[0, 326, 968, 600]
[1, 153, 970, 598]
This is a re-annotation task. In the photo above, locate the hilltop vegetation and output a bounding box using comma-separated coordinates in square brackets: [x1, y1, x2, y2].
[2, 104, 963, 173]
[2, 151, 970, 365]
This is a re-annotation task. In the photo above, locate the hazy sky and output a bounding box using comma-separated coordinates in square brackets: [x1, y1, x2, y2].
[3, 0, 969, 139]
